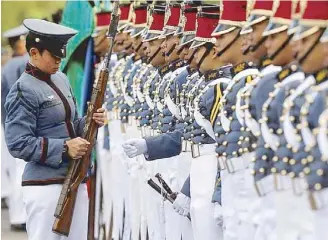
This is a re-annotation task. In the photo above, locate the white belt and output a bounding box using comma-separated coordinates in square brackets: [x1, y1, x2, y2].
[309, 188, 328, 210]
[225, 156, 249, 173]
[254, 174, 275, 197]
[274, 174, 292, 191]
[191, 143, 215, 159]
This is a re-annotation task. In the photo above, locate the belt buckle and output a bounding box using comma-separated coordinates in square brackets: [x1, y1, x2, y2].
[217, 156, 226, 170]
[225, 158, 235, 174]
[191, 143, 200, 158]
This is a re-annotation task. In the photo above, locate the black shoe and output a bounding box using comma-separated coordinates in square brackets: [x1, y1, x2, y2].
[1, 198, 8, 209]
[10, 223, 26, 232]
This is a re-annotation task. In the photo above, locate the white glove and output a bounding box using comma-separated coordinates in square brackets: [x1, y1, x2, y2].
[213, 202, 224, 226]
[122, 138, 148, 158]
[172, 193, 190, 217]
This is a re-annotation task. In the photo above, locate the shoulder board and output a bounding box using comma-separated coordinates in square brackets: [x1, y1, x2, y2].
[314, 68, 328, 85]
[231, 62, 255, 76]
[278, 64, 298, 82]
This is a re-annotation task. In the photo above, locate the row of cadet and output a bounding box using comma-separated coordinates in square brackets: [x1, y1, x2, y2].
[92, 0, 328, 240]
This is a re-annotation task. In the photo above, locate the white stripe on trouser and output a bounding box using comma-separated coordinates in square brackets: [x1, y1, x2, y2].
[190, 144, 223, 240]
[22, 184, 88, 240]
[8, 158, 27, 225]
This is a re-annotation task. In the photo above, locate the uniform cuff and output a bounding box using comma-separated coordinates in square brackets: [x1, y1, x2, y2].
[41, 138, 65, 169]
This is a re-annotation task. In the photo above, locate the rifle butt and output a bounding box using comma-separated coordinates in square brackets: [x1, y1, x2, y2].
[52, 190, 77, 236]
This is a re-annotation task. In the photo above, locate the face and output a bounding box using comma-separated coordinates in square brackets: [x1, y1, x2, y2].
[195, 45, 217, 72]
[122, 32, 133, 51]
[160, 35, 180, 63]
[30, 48, 61, 74]
[144, 38, 165, 66]
[132, 36, 145, 57]
[248, 20, 269, 60]
[185, 48, 198, 69]
[265, 31, 293, 66]
[213, 28, 242, 65]
[294, 30, 325, 73]
[323, 41, 328, 67]
[14, 39, 27, 56]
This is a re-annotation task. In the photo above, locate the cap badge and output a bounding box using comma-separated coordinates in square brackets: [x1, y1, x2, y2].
[35, 37, 40, 43]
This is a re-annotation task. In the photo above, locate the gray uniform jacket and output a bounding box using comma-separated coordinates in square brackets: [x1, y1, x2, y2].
[1, 54, 29, 124]
[5, 64, 86, 186]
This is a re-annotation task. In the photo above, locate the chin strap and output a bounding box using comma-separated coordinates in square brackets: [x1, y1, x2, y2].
[249, 36, 268, 53]
[176, 45, 184, 55]
[148, 46, 162, 64]
[298, 30, 324, 65]
[242, 45, 252, 55]
[165, 43, 177, 57]
[269, 34, 293, 61]
[125, 43, 133, 51]
[187, 48, 197, 65]
[135, 42, 143, 53]
[216, 31, 241, 57]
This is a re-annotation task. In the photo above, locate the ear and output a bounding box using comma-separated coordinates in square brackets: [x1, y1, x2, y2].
[211, 47, 218, 59]
[29, 47, 40, 59]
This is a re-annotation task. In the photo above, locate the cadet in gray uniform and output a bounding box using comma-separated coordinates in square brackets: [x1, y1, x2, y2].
[1, 24, 29, 232]
[4, 19, 105, 240]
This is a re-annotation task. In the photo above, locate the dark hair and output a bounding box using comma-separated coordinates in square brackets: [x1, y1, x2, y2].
[51, 9, 63, 24]
[8, 36, 20, 49]
[25, 32, 46, 56]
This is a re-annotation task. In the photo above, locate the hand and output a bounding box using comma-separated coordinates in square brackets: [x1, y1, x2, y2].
[172, 193, 190, 217]
[93, 108, 106, 127]
[122, 138, 148, 158]
[213, 202, 224, 226]
[66, 137, 90, 160]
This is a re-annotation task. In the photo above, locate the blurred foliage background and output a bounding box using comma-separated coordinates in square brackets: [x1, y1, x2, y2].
[1, 1, 66, 45]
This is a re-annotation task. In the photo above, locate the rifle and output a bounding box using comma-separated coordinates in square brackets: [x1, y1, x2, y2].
[147, 179, 191, 221]
[52, 2, 120, 237]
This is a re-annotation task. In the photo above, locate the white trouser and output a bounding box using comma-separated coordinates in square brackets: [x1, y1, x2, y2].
[96, 126, 113, 239]
[1, 127, 12, 199]
[190, 144, 223, 240]
[275, 176, 314, 240]
[252, 175, 277, 240]
[8, 158, 27, 225]
[312, 188, 328, 240]
[125, 121, 144, 240]
[22, 184, 88, 240]
[109, 119, 130, 240]
[228, 153, 257, 240]
[178, 152, 193, 240]
[221, 168, 238, 240]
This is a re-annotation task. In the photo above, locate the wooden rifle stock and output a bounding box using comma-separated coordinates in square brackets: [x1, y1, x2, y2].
[52, 2, 120, 237]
